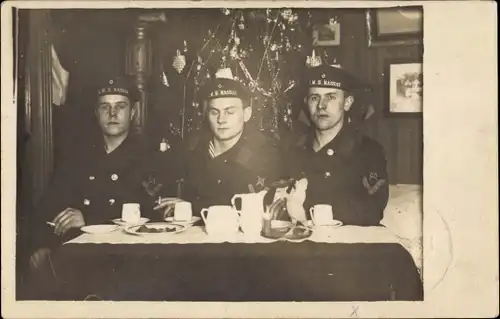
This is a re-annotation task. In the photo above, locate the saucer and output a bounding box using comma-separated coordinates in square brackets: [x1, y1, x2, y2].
[112, 217, 150, 226]
[164, 216, 201, 226]
[314, 219, 343, 228]
[81, 225, 119, 234]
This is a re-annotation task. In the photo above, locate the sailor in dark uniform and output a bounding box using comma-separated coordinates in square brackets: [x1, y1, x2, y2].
[284, 65, 389, 226]
[154, 78, 282, 216]
[29, 76, 151, 268]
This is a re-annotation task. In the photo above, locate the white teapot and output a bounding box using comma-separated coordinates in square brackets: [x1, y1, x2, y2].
[200, 205, 240, 236]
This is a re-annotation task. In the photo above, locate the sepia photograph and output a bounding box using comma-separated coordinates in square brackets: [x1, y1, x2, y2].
[387, 61, 423, 114]
[11, 5, 424, 302]
[1, 1, 498, 318]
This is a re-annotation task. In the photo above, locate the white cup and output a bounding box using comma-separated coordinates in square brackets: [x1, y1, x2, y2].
[309, 204, 334, 226]
[122, 203, 141, 223]
[174, 202, 192, 221]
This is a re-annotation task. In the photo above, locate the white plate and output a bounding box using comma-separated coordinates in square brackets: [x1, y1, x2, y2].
[164, 216, 201, 226]
[112, 217, 150, 226]
[125, 222, 186, 236]
[81, 225, 119, 234]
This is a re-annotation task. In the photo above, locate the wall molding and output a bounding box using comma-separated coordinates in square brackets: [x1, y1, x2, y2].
[27, 9, 54, 204]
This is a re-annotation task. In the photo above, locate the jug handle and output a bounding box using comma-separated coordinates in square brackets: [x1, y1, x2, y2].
[309, 207, 315, 225]
[200, 209, 208, 224]
[231, 194, 242, 210]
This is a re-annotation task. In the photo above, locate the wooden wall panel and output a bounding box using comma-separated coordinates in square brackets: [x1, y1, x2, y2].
[338, 9, 423, 185]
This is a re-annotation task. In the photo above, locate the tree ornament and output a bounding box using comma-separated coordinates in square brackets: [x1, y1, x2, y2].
[238, 14, 245, 30]
[172, 49, 187, 74]
[306, 49, 322, 68]
[329, 17, 339, 25]
[161, 72, 169, 87]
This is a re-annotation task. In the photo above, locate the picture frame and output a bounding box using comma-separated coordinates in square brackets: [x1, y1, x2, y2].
[312, 22, 341, 46]
[385, 58, 423, 116]
[366, 6, 423, 47]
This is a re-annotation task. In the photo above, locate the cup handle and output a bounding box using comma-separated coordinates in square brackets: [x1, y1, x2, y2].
[309, 207, 315, 224]
[231, 195, 241, 210]
[200, 209, 208, 224]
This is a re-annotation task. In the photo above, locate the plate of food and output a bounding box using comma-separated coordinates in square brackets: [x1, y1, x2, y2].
[112, 217, 150, 227]
[282, 226, 313, 242]
[125, 222, 186, 236]
[262, 224, 313, 242]
[81, 225, 119, 234]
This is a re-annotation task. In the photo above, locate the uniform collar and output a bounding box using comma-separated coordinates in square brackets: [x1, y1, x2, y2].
[298, 123, 360, 157]
[194, 128, 260, 169]
[93, 132, 142, 158]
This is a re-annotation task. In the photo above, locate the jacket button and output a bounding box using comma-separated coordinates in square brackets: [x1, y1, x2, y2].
[83, 199, 91, 206]
[217, 179, 222, 184]
[111, 174, 119, 181]
[324, 172, 331, 178]
[109, 199, 115, 205]
[89, 176, 95, 180]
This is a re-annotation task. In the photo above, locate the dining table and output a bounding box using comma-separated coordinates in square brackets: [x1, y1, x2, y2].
[23, 220, 423, 302]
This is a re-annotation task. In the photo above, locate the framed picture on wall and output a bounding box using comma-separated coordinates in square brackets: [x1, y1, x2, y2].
[385, 59, 423, 116]
[312, 22, 341, 46]
[366, 6, 423, 47]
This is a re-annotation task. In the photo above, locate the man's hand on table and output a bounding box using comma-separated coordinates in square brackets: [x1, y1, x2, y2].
[53, 207, 85, 236]
[153, 197, 185, 219]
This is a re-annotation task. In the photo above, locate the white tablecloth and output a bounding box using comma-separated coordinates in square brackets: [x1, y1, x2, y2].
[65, 184, 423, 272]
[65, 224, 402, 245]
[381, 184, 423, 272]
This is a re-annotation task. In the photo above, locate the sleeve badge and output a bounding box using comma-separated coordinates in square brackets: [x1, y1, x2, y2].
[362, 172, 386, 195]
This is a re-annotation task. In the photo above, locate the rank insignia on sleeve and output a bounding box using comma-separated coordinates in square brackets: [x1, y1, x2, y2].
[368, 172, 379, 184]
[362, 174, 386, 195]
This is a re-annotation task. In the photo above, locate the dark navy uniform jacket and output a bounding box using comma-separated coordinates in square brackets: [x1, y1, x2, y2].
[284, 124, 389, 226]
[30, 133, 151, 251]
[180, 129, 283, 215]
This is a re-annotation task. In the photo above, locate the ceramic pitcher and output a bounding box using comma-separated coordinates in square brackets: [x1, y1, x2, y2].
[200, 205, 240, 236]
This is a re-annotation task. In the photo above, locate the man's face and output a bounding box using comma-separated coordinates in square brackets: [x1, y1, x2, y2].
[306, 87, 353, 131]
[96, 94, 134, 137]
[206, 97, 251, 142]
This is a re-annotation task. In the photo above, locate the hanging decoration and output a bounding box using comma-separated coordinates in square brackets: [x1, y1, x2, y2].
[172, 49, 187, 74]
[306, 49, 322, 68]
